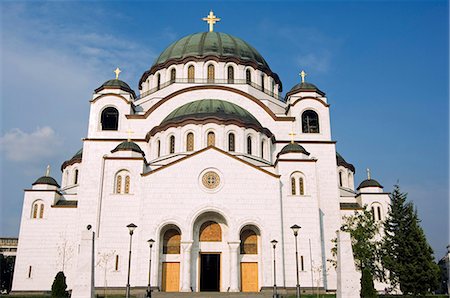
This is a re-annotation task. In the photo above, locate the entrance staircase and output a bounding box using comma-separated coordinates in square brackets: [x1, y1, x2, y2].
[153, 292, 274, 298]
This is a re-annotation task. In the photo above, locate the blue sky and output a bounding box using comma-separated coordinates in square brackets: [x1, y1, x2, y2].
[0, 1, 448, 257]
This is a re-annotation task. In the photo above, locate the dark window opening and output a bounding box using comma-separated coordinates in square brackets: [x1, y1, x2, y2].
[302, 110, 319, 133]
[228, 133, 235, 152]
[227, 66, 234, 83]
[247, 136, 252, 155]
[101, 107, 119, 131]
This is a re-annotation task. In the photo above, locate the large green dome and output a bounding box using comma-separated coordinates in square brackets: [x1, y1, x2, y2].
[139, 32, 281, 90]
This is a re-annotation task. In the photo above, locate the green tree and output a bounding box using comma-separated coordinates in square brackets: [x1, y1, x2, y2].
[51, 271, 68, 297]
[382, 184, 440, 295]
[361, 266, 377, 298]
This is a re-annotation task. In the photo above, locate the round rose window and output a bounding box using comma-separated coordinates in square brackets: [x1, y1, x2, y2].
[202, 171, 220, 189]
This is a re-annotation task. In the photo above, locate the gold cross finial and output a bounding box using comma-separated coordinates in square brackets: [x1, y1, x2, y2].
[202, 10, 220, 32]
[126, 128, 134, 142]
[114, 67, 121, 80]
[46, 165, 51, 176]
[288, 122, 297, 143]
[366, 168, 371, 180]
[300, 70, 307, 83]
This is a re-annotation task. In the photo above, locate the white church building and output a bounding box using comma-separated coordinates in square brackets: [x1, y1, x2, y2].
[12, 12, 391, 296]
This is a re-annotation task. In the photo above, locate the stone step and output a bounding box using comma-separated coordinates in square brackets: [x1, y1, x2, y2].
[152, 292, 274, 298]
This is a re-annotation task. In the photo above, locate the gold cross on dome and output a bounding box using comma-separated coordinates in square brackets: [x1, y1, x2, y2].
[114, 67, 121, 80]
[288, 122, 297, 143]
[300, 70, 307, 83]
[126, 128, 134, 142]
[366, 168, 371, 180]
[46, 165, 51, 176]
[202, 10, 220, 32]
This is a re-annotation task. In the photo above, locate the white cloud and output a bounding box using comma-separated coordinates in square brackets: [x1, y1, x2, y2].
[0, 127, 62, 162]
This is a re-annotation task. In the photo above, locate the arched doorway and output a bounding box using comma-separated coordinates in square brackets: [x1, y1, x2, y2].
[159, 224, 181, 292]
[192, 211, 228, 292]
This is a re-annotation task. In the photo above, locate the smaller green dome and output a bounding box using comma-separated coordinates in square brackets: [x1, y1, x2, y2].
[61, 148, 83, 171]
[111, 141, 145, 156]
[357, 179, 383, 190]
[336, 152, 355, 173]
[32, 176, 60, 188]
[286, 82, 325, 97]
[277, 142, 310, 158]
[95, 79, 136, 98]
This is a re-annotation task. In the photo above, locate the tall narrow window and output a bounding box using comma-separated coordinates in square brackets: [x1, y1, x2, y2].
[101, 107, 119, 131]
[186, 133, 194, 151]
[39, 204, 44, 218]
[156, 74, 161, 90]
[32, 204, 38, 219]
[227, 66, 234, 83]
[228, 133, 235, 152]
[115, 255, 119, 271]
[299, 178, 304, 195]
[260, 140, 265, 158]
[125, 175, 130, 194]
[302, 110, 320, 133]
[301, 256, 304, 271]
[261, 74, 265, 91]
[116, 175, 122, 194]
[170, 68, 176, 83]
[74, 169, 79, 185]
[247, 136, 252, 155]
[169, 136, 175, 154]
[339, 172, 343, 187]
[157, 140, 161, 157]
[291, 177, 296, 195]
[207, 132, 215, 146]
[377, 207, 382, 221]
[371, 207, 375, 220]
[246, 69, 251, 84]
[28, 266, 32, 278]
[188, 65, 195, 82]
[207, 64, 215, 82]
[271, 80, 275, 95]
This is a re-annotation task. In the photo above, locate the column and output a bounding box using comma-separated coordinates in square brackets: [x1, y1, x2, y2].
[228, 241, 240, 292]
[180, 241, 193, 292]
[72, 227, 95, 298]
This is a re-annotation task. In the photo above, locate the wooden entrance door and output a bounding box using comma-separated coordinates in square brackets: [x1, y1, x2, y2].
[162, 262, 180, 292]
[240, 262, 258, 292]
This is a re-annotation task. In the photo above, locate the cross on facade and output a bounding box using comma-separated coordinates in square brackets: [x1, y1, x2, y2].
[366, 168, 371, 180]
[300, 70, 307, 83]
[288, 122, 297, 143]
[202, 10, 221, 32]
[114, 67, 121, 80]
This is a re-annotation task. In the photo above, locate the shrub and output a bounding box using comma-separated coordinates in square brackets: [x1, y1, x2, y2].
[51, 271, 68, 297]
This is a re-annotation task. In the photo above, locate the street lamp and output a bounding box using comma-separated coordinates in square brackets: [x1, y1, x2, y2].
[291, 224, 301, 298]
[147, 239, 155, 298]
[271, 239, 278, 298]
[125, 223, 137, 298]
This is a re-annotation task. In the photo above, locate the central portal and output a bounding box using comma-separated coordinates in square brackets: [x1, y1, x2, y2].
[200, 254, 220, 291]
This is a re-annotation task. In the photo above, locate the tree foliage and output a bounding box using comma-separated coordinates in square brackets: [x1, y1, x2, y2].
[361, 266, 377, 298]
[51, 271, 68, 297]
[382, 184, 440, 295]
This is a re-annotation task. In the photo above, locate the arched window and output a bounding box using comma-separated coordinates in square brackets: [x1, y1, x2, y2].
[291, 177, 296, 195]
[207, 64, 215, 81]
[116, 175, 122, 194]
[170, 68, 176, 83]
[339, 172, 343, 187]
[246, 69, 251, 84]
[260, 140, 265, 158]
[163, 229, 181, 254]
[227, 66, 234, 83]
[101, 107, 119, 131]
[186, 133, 194, 151]
[31, 201, 44, 219]
[74, 169, 79, 185]
[157, 140, 161, 157]
[169, 136, 175, 154]
[271, 80, 275, 95]
[377, 207, 382, 221]
[291, 172, 306, 196]
[228, 133, 235, 152]
[124, 175, 130, 194]
[39, 204, 44, 218]
[247, 136, 252, 155]
[199, 221, 222, 242]
[371, 206, 376, 220]
[207, 132, 215, 146]
[299, 178, 304, 195]
[188, 65, 195, 82]
[32, 203, 38, 219]
[302, 110, 320, 133]
[240, 229, 258, 254]
[156, 73, 161, 90]
[261, 74, 265, 91]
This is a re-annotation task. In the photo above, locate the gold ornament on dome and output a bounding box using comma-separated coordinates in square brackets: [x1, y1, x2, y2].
[202, 171, 220, 189]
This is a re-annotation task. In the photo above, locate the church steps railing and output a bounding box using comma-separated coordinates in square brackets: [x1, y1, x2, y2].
[136, 78, 285, 102]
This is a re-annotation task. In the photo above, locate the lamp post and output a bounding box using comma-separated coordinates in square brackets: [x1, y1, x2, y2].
[125, 223, 137, 298]
[271, 239, 278, 298]
[147, 239, 155, 298]
[291, 224, 301, 298]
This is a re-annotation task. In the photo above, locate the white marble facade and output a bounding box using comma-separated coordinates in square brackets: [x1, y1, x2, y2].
[12, 25, 391, 294]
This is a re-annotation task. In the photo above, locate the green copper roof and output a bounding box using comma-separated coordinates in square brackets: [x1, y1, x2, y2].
[32, 176, 60, 188]
[111, 141, 145, 156]
[336, 152, 355, 173]
[61, 148, 83, 171]
[161, 99, 261, 127]
[286, 81, 325, 97]
[357, 179, 383, 190]
[154, 32, 270, 68]
[277, 142, 310, 158]
[95, 79, 136, 97]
